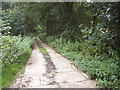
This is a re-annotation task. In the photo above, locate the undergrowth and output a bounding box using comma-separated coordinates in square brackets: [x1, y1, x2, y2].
[1, 34, 33, 88]
[2, 48, 32, 88]
[35, 37, 42, 47]
[39, 32, 119, 89]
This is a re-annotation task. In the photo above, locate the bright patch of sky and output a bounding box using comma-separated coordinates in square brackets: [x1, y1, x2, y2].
[87, 0, 91, 2]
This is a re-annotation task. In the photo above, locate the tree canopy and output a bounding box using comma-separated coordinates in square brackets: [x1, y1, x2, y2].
[2, 2, 120, 50]
[1, 2, 120, 89]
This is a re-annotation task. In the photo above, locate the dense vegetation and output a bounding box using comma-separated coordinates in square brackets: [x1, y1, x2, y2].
[1, 2, 120, 89]
[39, 34, 119, 88]
[1, 3, 33, 88]
[1, 34, 33, 88]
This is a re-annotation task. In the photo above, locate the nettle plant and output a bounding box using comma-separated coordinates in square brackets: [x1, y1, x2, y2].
[1, 35, 33, 66]
[44, 34, 119, 89]
[81, 28, 118, 56]
[1, 20, 12, 35]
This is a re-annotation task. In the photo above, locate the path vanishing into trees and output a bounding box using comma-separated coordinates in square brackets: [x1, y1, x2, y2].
[10, 37, 98, 88]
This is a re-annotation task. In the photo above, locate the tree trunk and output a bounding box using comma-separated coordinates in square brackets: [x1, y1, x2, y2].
[92, 16, 96, 32]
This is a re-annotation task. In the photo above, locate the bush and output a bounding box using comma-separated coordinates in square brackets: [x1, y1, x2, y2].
[44, 35, 119, 89]
[2, 48, 32, 88]
[38, 33, 46, 41]
[1, 34, 33, 66]
[1, 34, 33, 88]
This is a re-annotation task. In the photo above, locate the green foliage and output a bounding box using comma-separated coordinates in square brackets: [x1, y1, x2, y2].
[2, 4, 25, 35]
[2, 48, 32, 88]
[81, 28, 118, 56]
[35, 37, 49, 55]
[40, 48, 46, 51]
[38, 33, 46, 41]
[35, 37, 42, 47]
[92, 2, 120, 31]
[2, 2, 119, 48]
[44, 35, 119, 89]
[41, 50, 49, 54]
[2, 2, 39, 35]
[1, 34, 33, 88]
[44, 55, 50, 58]
[1, 2, 120, 89]
[1, 34, 33, 66]
[74, 59, 119, 88]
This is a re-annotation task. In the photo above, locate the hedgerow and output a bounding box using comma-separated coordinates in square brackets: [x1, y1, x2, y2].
[1, 34, 33, 88]
[1, 34, 33, 66]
